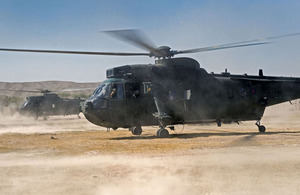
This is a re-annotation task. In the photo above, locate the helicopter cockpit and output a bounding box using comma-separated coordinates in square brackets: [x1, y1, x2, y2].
[87, 78, 141, 103]
[20, 100, 31, 113]
[19, 96, 41, 116]
[92, 82, 112, 99]
[82, 77, 146, 127]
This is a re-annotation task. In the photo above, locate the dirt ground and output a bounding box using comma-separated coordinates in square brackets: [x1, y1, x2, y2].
[0, 103, 300, 194]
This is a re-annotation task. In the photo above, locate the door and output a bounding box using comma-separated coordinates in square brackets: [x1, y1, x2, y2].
[124, 82, 143, 125]
[109, 83, 126, 125]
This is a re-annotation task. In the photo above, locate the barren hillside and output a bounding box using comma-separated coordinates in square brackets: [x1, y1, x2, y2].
[0, 81, 100, 97]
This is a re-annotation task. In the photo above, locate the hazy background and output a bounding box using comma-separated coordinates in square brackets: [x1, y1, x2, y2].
[0, 0, 300, 82]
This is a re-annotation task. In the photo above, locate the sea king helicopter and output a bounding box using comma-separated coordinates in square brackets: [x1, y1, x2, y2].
[0, 88, 90, 120]
[1, 30, 300, 137]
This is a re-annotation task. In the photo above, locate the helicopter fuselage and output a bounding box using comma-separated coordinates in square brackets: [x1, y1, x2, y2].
[82, 57, 300, 129]
[20, 93, 83, 119]
[1, 29, 300, 137]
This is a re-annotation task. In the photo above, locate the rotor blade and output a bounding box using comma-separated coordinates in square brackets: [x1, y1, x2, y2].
[176, 32, 300, 54]
[0, 89, 43, 93]
[216, 32, 300, 47]
[59, 88, 95, 92]
[0, 48, 149, 56]
[103, 29, 157, 52]
[176, 42, 271, 54]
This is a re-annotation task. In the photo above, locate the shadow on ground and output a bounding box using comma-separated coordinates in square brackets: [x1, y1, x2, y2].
[111, 130, 300, 140]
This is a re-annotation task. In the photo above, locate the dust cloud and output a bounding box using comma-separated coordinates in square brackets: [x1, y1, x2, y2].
[0, 102, 300, 194]
[1, 147, 300, 195]
[0, 114, 101, 134]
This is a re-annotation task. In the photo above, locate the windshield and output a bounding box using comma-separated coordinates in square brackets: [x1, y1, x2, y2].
[93, 83, 111, 99]
[21, 101, 29, 108]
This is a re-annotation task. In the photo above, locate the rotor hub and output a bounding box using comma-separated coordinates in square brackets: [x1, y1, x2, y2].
[150, 46, 176, 59]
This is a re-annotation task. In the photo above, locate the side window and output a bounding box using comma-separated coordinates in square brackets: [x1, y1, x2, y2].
[125, 83, 140, 99]
[143, 82, 151, 94]
[184, 90, 191, 100]
[110, 83, 124, 99]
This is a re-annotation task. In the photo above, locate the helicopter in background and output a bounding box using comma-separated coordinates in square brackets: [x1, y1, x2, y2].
[0, 88, 92, 120]
[1, 30, 300, 137]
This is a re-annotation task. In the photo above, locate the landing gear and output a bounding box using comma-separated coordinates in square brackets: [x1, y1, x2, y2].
[156, 128, 169, 138]
[152, 95, 172, 138]
[258, 125, 266, 133]
[255, 120, 266, 133]
[130, 126, 142, 135]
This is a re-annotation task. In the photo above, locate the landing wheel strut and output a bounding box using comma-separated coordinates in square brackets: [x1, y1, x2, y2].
[131, 126, 142, 135]
[156, 128, 169, 138]
[255, 120, 266, 133]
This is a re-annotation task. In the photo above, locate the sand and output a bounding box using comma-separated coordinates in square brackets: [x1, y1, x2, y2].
[0, 103, 300, 194]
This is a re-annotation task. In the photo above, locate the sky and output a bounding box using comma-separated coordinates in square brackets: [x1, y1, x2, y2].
[0, 0, 300, 82]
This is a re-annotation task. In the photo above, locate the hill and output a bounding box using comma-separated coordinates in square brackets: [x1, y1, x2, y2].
[0, 81, 99, 98]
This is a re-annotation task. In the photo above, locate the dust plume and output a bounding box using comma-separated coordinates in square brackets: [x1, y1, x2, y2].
[0, 103, 300, 194]
[1, 147, 300, 195]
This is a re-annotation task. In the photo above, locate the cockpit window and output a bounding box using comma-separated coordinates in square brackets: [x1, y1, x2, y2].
[20, 100, 37, 109]
[21, 101, 29, 108]
[110, 83, 124, 99]
[93, 83, 111, 99]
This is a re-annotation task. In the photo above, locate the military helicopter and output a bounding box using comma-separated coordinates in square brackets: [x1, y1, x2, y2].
[0, 88, 90, 120]
[1, 30, 300, 137]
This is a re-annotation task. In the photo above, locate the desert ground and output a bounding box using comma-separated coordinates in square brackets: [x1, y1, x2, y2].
[0, 102, 300, 194]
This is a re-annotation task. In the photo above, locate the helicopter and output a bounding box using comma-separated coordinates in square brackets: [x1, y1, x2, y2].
[0, 89, 91, 120]
[1, 30, 300, 137]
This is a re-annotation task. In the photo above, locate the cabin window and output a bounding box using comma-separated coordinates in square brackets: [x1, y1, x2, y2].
[184, 90, 191, 100]
[125, 83, 140, 99]
[110, 83, 124, 99]
[143, 82, 151, 94]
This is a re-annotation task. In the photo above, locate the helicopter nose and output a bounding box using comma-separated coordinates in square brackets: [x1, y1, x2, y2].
[82, 99, 109, 127]
[82, 100, 94, 117]
[19, 107, 28, 116]
[19, 107, 24, 114]
[82, 100, 92, 112]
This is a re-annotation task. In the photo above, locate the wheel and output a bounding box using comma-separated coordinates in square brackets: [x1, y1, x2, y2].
[258, 125, 266, 133]
[156, 129, 162, 137]
[131, 126, 142, 135]
[157, 128, 169, 138]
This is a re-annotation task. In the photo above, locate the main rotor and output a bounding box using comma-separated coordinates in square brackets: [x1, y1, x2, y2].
[0, 29, 300, 59]
[0, 88, 94, 95]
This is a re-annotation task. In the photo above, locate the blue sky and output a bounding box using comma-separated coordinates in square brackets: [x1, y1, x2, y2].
[0, 0, 300, 82]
